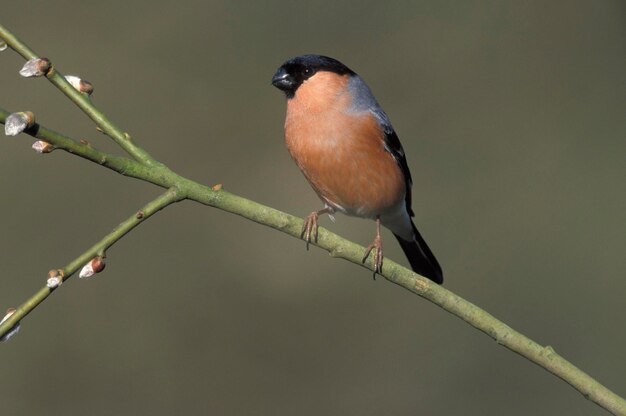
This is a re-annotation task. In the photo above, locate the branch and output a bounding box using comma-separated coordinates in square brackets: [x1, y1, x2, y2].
[0, 23, 156, 165]
[0, 187, 183, 340]
[0, 108, 141, 173]
[1, 23, 624, 416]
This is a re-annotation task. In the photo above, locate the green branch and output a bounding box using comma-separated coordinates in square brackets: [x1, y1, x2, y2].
[0, 108, 140, 174]
[1, 23, 624, 416]
[0, 187, 183, 341]
[0, 23, 156, 165]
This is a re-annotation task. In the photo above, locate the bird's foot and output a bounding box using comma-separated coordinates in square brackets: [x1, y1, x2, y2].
[362, 234, 383, 278]
[300, 211, 320, 250]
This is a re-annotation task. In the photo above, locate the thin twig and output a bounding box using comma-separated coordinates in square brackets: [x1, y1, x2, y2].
[0, 187, 183, 339]
[0, 23, 156, 165]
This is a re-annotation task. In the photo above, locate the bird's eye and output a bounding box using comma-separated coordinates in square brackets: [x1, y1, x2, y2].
[303, 67, 313, 76]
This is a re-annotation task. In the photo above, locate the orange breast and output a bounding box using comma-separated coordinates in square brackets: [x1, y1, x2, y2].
[284, 74, 405, 218]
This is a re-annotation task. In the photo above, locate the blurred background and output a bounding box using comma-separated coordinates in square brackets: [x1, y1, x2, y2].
[0, 1, 624, 415]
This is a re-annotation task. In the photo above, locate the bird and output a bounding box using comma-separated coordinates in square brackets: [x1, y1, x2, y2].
[271, 54, 443, 284]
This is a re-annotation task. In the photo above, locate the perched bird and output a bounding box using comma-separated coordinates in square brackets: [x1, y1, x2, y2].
[271, 55, 443, 284]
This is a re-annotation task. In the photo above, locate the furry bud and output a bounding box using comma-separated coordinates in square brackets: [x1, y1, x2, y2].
[46, 269, 64, 288]
[64, 75, 94, 95]
[0, 308, 21, 342]
[79, 256, 106, 279]
[32, 140, 54, 154]
[4, 111, 35, 136]
[19, 57, 51, 77]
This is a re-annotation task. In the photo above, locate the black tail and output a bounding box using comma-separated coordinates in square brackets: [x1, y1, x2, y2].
[394, 222, 443, 284]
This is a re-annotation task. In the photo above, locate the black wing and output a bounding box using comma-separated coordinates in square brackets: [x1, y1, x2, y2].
[376, 113, 414, 217]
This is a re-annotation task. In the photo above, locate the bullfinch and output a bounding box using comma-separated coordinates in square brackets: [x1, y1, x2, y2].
[272, 55, 443, 284]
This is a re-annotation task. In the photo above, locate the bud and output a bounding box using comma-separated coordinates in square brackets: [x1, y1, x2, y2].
[32, 140, 54, 154]
[46, 269, 63, 288]
[64, 75, 94, 96]
[4, 111, 35, 136]
[0, 41, 7, 52]
[19, 57, 51, 77]
[0, 308, 21, 342]
[79, 256, 106, 279]
[46, 276, 61, 288]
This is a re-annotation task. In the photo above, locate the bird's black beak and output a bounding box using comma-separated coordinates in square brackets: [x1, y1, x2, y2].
[271, 67, 294, 91]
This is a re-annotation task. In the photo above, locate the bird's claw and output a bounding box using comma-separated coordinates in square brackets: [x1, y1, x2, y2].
[362, 234, 383, 278]
[300, 211, 320, 250]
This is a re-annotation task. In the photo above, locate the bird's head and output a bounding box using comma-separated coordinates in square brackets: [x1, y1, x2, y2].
[271, 54, 354, 98]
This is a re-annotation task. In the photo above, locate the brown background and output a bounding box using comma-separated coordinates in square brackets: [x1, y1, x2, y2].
[0, 1, 624, 415]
